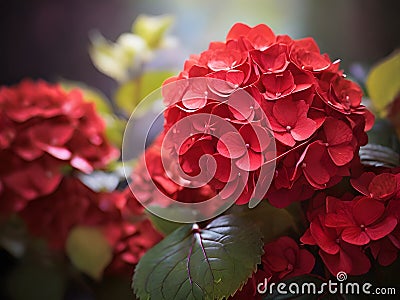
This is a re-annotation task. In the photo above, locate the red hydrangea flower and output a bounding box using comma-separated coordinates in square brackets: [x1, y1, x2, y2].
[301, 213, 372, 276]
[370, 226, 400, 267]
[20, 177, 93, 249]
[159, 22, 373, 207]
[301, 171, 400, 276]
[325, 196, 397, 246]
[230, 236, 315, 300]
[0, 80, 118, 214]
[351, 172, 398, 201]
[262, 236, 315, 281]
[98, 188, 163, 275]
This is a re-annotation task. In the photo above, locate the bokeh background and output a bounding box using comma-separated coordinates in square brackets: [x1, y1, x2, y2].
[1, 0, 399, 94]
[0, 1, 399, 299]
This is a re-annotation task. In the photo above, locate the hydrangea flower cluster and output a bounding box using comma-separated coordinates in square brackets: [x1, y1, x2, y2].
[20, 176, 162, 274]
[301, 169, 400, 276]
[0, 80, 118, 213]
[0, 80, 161, 275]
[161, 23, 374, 208]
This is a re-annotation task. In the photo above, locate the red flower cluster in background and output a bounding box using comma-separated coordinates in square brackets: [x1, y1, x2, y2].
[160, 23, 374, 208]
[301, 169, 400, 276]
[20, 176, 161, 274]
[0, 80, 118, 214]
[0, 80, 162, 275]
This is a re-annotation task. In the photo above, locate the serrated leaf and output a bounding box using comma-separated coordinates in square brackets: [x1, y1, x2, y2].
[115, 70, 174, 114]
[66, 226, 112, 280]
[133, 214, 263, 300]
[366, 51, 400, 115]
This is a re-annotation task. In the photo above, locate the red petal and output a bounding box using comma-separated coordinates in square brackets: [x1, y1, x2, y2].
[207, 49, 243, 71]
[228, 90, 255, 120]
[44, 145, 72, 160]
[302, 143, 330, 187]
[275, 131, 296, 147]
[212, 154, 233, 183]
[265, 255, 288, 272]
[71, 156, 93, 174]
[327, 144, 354, 166]
[364, 109, 375, 131]
[352, 197, 384, 226]
[341, 243, 372, 275]
[272, 97, 297, 127]
[320, 244, 371, 276]
[181, 81, 208, 110]
[239, 124, 271, 152]
[247, 24, 275, 49]
[217, 132, 246, 158]
[366, 216, 397, 240]
[369, 173, 397, 200]
[262, 70, 295, 99]
[293, 249, 315, 276]
[325, 213, 354, 228]
[324, 118, 353, 145]
[341, 227, 370, 245]
[319, 249, 353, 276]
[310, 218, 340, 254]
[226, 23, 251, 40]
[251, 44, 288, 73]
[300, 228, 316, 245]
[350, 172, 374, 196]
[291, 118, 317, 141]
[235, 149, 263, 171]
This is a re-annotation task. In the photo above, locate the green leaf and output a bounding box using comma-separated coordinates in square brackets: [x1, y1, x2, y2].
[132, 14, 174, 49]
[231, 201, 299, 243]
[115, 70, 174, 114]
[146, 210, 185, 236]
[366, 51, 400, 115]
[66, 226, 112, 280]
[133, 214, 264, 300]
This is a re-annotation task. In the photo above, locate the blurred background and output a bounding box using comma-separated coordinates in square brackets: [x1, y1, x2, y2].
[1, 0, 399, 94]
[0, 1, 399, 299]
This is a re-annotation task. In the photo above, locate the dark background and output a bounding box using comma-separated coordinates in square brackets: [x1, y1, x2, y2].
[0, 0, 399, 96]
[0, 1, 399, 299]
